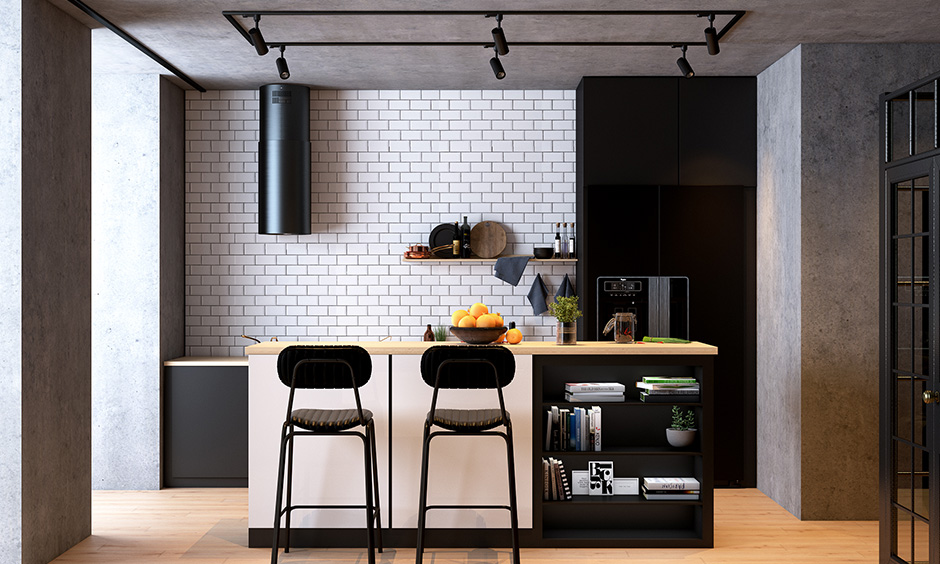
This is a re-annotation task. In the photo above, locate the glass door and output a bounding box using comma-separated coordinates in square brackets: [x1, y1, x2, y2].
[882, 158, 939, 564]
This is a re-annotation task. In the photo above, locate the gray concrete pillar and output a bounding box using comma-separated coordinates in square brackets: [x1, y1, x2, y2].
[0, 0, 92, 561]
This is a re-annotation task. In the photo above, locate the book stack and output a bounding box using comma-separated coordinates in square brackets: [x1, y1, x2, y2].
[641, 477, 701, 500]
[544, 405, 602, 451]
[565, 382, 625, 402]
[636, 376, 700, 402]
[542, 457, 572, 501]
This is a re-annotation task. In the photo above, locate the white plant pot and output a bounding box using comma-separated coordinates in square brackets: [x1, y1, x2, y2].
[666, 428, 697, 448]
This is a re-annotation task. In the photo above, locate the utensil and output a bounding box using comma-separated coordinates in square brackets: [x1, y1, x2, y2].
[469, 221, 507, 258]
[429, 223, 458, 258]
[533, 247, 553, 259]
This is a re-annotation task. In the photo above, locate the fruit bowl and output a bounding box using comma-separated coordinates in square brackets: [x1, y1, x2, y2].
[449, 326, 507, 344]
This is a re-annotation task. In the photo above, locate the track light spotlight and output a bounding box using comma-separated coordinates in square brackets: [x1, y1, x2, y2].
[704, 13, 719, 56]
[491, 13, 509, 56]
[248, 15, 268, 56]
[675, 45, 694, 78]
[490, 49, 506, 80]
[276, 46, 290, 80]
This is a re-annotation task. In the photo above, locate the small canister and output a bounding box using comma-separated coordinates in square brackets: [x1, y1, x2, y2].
[613, 312, 636, 343]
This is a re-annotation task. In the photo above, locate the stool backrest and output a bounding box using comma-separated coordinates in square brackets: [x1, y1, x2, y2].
[420, 345, 515, 389]
[277, 345, 372, 389]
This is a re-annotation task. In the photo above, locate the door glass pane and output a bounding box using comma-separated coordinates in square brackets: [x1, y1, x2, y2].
[914, 306, 929, 375]
[891, 94, 912, 161]
[913, 515, 930, 564]
[914, 178, 929, 233]
[913, 237, 928, 305]
[914, 82, 936, 155]
[896, 442, 913, 510]
[897, 512, 913, 563]
[897, 180, 913, 234]
[897, 237, 913, 304]
[913, 446, 929, 519]
[896, 306, 913, 372]
[897, 376, 913, 442]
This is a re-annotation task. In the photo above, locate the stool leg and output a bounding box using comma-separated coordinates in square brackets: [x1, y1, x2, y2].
[368, 420, 384, 553]
[284, 427, 295, 553]
[362, 427, 376, 564]
[504, 423, 520, 564]
[271, 423, 290, 564]
[415, 420, 432, 564]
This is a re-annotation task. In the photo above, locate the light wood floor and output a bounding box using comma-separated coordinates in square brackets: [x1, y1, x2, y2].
[51, 488, 877, 563]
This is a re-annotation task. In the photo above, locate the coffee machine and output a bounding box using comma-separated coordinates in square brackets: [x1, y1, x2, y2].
[596, 276, 689, 341]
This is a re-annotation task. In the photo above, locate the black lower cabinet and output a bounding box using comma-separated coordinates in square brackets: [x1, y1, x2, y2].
[533, 355, 714, 548]
[163, 365, 248, 487]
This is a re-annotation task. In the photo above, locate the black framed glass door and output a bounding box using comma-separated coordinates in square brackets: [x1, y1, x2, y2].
[882, 157, 939, 564]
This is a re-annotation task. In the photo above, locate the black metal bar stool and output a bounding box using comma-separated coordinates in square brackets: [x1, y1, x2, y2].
[271, 345, 382, 564]
[415, 345, 520, 564]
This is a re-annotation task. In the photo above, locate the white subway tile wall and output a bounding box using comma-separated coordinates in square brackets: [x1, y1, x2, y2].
[185, 89, 577, 356]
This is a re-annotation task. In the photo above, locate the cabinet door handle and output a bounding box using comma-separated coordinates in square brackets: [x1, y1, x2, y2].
[924, 390, 940, 404]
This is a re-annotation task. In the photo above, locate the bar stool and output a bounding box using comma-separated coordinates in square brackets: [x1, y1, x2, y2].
[415, 345, 520, 564]
[271, 345, 382, 564]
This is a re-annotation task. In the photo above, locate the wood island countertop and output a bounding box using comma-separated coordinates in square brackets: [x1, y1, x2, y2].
[244, 340, 716, 356]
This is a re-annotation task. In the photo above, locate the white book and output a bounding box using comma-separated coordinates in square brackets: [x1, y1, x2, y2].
[593, 405, 602, 451]
[565, 382, 626, 393]
[642, 477, 701, 490]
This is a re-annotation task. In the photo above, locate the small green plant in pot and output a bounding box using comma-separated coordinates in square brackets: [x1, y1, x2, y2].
[666, 405, 697, 448]
[433, 325, 448, 342]
[548, 296, 582, 345]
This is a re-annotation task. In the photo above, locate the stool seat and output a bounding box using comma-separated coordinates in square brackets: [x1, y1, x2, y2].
[429, 408, 508, 431]
[291, 408, 373, 431]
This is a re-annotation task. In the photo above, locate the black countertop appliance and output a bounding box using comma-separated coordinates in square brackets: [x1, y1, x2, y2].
[596, 276, 689, 341]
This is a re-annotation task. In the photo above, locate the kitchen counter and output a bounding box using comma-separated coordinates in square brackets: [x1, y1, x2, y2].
[245, 339, 716, 356]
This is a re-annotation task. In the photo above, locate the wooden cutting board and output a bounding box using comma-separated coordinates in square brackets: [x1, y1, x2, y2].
[470, 221, 507, 258]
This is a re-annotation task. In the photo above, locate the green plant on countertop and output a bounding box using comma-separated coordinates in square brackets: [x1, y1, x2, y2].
[433, 325, 448, 341]
[670, 405, 696, 431]
[547, 295, 583, 323]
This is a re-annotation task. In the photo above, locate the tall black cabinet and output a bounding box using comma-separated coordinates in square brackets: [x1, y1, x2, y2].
[576, 76, 757, 487]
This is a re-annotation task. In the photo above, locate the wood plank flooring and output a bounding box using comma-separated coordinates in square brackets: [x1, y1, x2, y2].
[51, 489, 877, 563]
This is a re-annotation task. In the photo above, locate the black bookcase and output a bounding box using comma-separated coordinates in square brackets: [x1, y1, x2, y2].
[575, 76, 756, 488]
[531, 354, 714, 548]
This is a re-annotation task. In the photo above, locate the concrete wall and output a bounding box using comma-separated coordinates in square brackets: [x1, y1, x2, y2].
[756, 46, 803, 518]
[20, 0, 92, 561]
[91, 74, 185, 489]
[0, 0, 23, 560]
[758, 43, 940, 520]
[184, 90, 577, 356]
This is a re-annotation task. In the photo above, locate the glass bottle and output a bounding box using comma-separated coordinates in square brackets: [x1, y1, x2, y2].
[553, 222, 561, 259]
[452, 222, 460, 257]
[460, 216, 471, 258]
[561, 222, 569, 259]
[568, 222, 576, 259]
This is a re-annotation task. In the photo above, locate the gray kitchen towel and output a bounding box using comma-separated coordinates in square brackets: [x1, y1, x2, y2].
[555, 273, 575, 299]
[494, 255, 530, 286]
[527, 273, 550, 315]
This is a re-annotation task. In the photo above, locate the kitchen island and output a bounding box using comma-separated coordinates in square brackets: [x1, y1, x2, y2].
[245, 340, 716, 548]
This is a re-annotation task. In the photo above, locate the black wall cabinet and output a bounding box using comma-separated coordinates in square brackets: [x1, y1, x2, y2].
[164, 365, 248, 487]
[575, 76, 757, 488]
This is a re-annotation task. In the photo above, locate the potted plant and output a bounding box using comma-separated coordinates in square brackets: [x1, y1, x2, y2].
[433, 325, 448, 342]
[548, 296, 582, 345]
[666, 405, 697, 448]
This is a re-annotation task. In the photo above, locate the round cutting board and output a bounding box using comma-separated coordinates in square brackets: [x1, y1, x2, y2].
[470, 221, 507, 258]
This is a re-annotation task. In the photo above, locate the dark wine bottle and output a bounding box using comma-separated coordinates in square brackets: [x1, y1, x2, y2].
[460, 216, 471, 258]
[452, 222, 460, 257]
[553, 222, 561, 259]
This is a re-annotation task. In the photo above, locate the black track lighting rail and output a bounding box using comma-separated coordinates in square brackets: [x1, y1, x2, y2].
[67, 0, 206, 92]
[223, 9, 745, 49]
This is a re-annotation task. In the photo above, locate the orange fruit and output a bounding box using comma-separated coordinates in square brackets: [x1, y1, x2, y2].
[506, 328, 523, 344]
[451, 309, 470, 326]
[476, 313, 498, 328]
[493, 333, 506, 344]
[493, 314, 504, 327]
[468, 302, 489, 318]
[458, 315, 477, 328]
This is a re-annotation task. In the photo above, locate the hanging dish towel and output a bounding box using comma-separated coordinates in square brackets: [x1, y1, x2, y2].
[494, 256, 531, 286]
[527, 273, 550, 315]
[555, 273, 576, 299]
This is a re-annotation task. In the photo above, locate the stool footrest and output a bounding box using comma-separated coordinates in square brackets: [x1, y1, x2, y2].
[425, 504, 511, 511]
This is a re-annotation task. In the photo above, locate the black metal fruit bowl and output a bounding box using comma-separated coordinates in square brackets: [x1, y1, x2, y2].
[449, 326, 507, 344]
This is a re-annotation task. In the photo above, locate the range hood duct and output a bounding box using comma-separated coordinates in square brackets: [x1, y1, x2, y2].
[259, 84, 310, 235]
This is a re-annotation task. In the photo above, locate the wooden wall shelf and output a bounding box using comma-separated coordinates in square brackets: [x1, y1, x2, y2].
[402, 255, 577, 263]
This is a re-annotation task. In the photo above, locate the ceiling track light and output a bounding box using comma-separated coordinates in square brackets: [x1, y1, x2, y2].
[703, 13, 719, 56]
[248, 14, 269, 56]
[675, 45, 694, 78]
[276, 45, 290, 79]
[490, 48, 506, 80]
[488, 13, 509, 56]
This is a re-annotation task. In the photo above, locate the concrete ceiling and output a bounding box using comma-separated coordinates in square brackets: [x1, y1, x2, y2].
[54, 0, 940, 91]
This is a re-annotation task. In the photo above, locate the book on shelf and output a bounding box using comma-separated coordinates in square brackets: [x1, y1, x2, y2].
[565, 382, 626, 393]
[636, 381, 700, 391]
[588, 460, 614, 496]
[565, 391, 625, 402]
[548, 457, 558, 499]
[639, 392, 700, 403]
[643, 477, 701, 490]
[641, 487, 700, 501]
[542, 458, 550, 500]
[543, 457, 572, 501]
[641, 376, 699, 384]
[545, 405, 602, 452]
[592, 405, 601, 451]
[557, 459, 572, 500]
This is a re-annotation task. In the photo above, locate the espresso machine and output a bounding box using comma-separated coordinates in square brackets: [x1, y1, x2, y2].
[596, 276, 689, 341]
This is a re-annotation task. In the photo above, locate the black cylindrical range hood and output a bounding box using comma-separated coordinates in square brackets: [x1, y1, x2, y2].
[259, 84, 310, 235]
